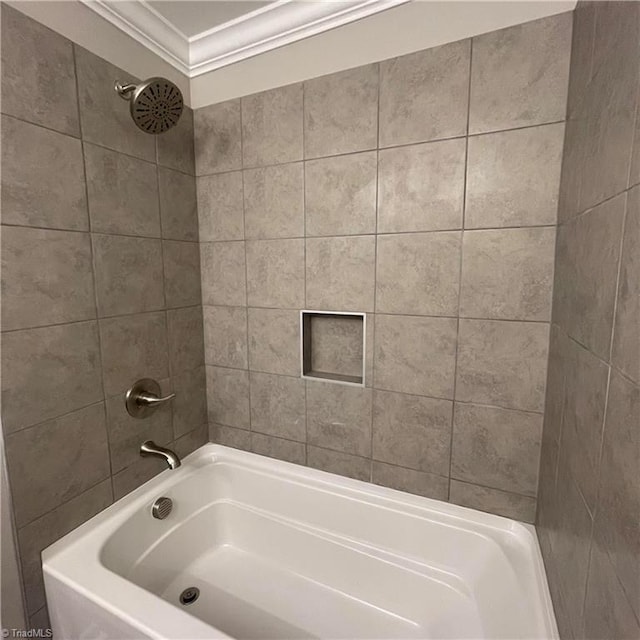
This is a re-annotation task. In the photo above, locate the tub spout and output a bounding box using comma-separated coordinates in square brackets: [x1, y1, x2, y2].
[140, 440, 181, 469]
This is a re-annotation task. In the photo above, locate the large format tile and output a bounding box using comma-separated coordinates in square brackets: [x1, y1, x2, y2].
[558, 98, 588, 223]
[167, 306, 204, 374]
[306, 236, 376, 312]
[1, 5, 79, 135]
[99, 312, 169, 396]
[565, 1, 596, 116]
[306, 382, 372, 457]
[455, 319, 549, 412]
[210, 424, 251, 451]
[163, 240, 202, 308]
[247, 308, 300, 376]
[1, 322, 103, 433]
[372, 461, 449, 501]
[2, 226, 95, 330]
[583, 543, 640, 640]
[251, 433, 305, 465]
[612, 187, 639, 383]
[84, 143, 160, 237]
[306, 446, 370, 482]
[112, 455, 166, 500]
[206, 366, 250, 428]
[469, 13, 571, 133]
[74, 46, 155, 161]
[1, 115, 87, 230]
[244, 162, 304, 239]
[593, 371, 640, 623]
[194, 99, 242, 175]
[374, 315, 457, 398]
[250, 372, 306, 442]
[241, 84, 303, 167]
[172, 367, 207, 438]
[105, 380, 172, 473]
[158, 168, 198, 242]
[543, 324, 569, 446]
[549, 463, 594, 636]
[460, 227, 555, 321]
[578, 1, 640, 212]
[173, 423, 208, 458]
[560, 338, 609, 512]
[553, 194, 625, 360]
[378, 139, 465, 233]
[632, 100, 640, 188]
[204, 306, 247, 369]
[449, 480, 536, 523]
[376, 232, 461, 316]
[157, 106, 195, 175]
[304, 64, 378, 158]
[17, 480, 112, 615]
[305, 153, 377, 237]
[451, 403, 542, 496]
[200, 241, 247, 307]
[246, 239, 304, 308]
[6, 403, 110, 527]
[379, 40, 470, 147]
[372, 390, 452, 475]
[197, 171, 244, 242]
[465, 123, 565, 228]
[92, 234, 164, 317]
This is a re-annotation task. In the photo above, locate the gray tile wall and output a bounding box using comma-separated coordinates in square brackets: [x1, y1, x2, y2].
[0, 5, 206, 630]
[536, 3, 640, 639]
[196, 14, 572, 525]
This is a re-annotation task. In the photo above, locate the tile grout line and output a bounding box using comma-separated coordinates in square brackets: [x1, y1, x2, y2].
[302, 80, 309, 467]
[71, 41, 115, 499]
[0, 220, 560, 240]
[448, 38, 473, 502]
[369, 61, 382, 483]
[191, 117, 567, 178]
[239, 96, 254, 445]
[154, 131, 177, 440]
[578, 186, 632, 620]
[15, 473, 113, 535]
[0, 111, 194, 177]
[0, 304, 203, 335]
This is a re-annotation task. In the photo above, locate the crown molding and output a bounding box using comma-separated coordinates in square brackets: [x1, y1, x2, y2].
[81, 0, 410, 78]
[79, 0, 190, 74]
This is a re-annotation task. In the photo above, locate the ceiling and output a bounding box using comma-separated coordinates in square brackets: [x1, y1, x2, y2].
[146, 1, 273, 39]
[83, 0, 409, 77]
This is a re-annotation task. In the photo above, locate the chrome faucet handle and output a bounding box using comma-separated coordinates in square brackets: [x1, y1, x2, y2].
[126, 378, 175, 419]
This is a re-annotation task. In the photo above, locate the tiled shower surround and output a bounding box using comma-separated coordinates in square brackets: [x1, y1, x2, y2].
[1, 5, 206, 628]
[537, 2, 640, 639]
[196, 14, 572, 524]
[3, 4, 637, 639]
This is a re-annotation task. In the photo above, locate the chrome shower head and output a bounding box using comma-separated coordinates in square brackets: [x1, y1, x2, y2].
[115, 77, 184, 135]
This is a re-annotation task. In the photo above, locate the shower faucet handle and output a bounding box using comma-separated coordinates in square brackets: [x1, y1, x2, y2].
[125, 378, 175, 419]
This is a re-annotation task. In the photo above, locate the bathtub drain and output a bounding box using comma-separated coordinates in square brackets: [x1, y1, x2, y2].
[179, 587, 200, 605]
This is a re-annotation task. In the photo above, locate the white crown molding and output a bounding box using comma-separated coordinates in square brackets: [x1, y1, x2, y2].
[81, 0, 410, 78]
[79, 0, 191, 74]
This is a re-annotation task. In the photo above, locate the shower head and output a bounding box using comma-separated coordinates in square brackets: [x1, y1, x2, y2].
[115, 77, 184, 135]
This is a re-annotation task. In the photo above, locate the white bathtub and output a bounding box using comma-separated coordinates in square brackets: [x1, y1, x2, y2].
[43, 444, 557, 639]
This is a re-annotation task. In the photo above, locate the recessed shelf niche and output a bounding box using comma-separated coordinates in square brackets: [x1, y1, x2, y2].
[301, 311, 366, 386]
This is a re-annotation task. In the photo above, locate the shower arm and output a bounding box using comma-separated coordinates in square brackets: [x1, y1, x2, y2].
[114, 81, 136, 100]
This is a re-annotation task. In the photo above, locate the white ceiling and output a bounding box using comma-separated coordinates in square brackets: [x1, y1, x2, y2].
[147, 1, 273, 39]
[83, 0, 410, 77]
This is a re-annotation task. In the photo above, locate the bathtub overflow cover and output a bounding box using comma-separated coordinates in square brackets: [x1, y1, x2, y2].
[180, 587, 200, 605]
